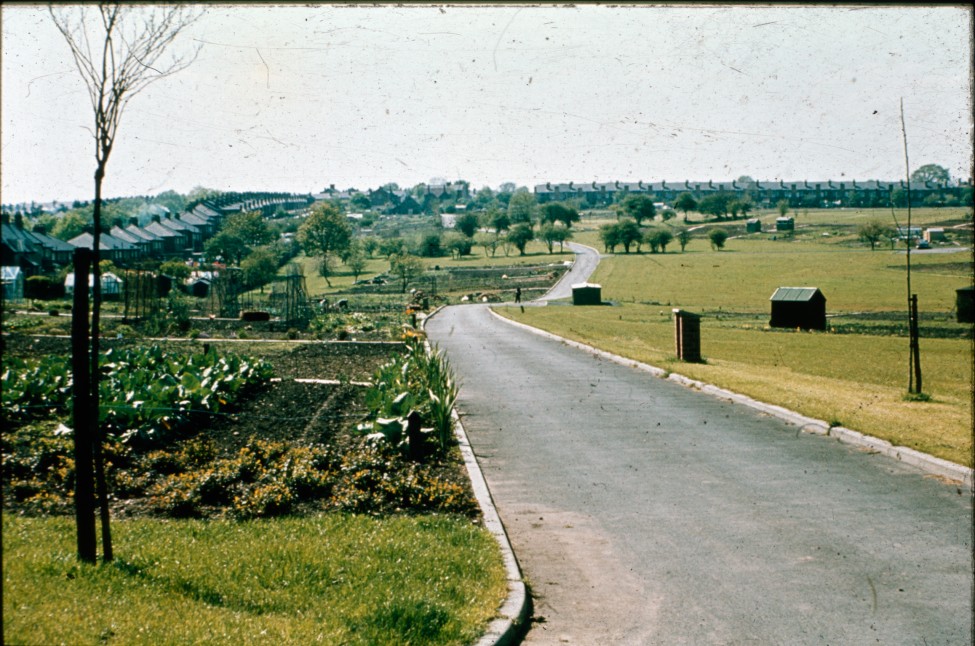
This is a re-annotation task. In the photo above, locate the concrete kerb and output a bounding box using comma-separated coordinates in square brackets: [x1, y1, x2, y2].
[488, 307, 974, 489]
[420, 306, 532, 646]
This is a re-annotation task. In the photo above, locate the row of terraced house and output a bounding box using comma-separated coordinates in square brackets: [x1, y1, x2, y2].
[1, 193, 314, 277]
[533, 178, 973, 208]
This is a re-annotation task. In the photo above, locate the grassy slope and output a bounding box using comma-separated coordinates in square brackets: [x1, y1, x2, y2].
[3, 514, 507, 646]
[498, 207, 973, 467]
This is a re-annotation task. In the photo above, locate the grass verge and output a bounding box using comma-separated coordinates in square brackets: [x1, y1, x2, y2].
[3, 513, 506, 646]
[499, 304, 973, 467]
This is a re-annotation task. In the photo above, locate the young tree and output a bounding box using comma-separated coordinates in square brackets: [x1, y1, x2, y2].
[507, 223, 535, 255]
[390, 253, 424, 293]
[50, 3, 200, 563]
[777, 199, 790, 217]
[297, 203, 352, 286]
[490, 210, 511, 234]
[475, 231, 500, 257]
[674, 192, 698, 222]
[709, 228, 729, 250]
[858, 220, 893, 251]
[645, 228, 674, 253]
[599, 222, 621, 253]
[344, 242, 368, 282]
[677, 228, 692, 252]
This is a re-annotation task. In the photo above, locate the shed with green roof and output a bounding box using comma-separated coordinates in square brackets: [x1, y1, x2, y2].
[769, 287, 826, 330]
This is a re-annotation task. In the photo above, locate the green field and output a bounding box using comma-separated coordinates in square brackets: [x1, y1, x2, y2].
[3, 514, 506, 646]
[497, 207, 973, 468]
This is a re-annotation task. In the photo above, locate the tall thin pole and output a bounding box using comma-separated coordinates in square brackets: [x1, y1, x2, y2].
[900, 99, 921, 394]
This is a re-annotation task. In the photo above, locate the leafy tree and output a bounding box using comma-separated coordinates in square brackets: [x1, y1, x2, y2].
[507, 191, 537, 225]
[50, 211, 88, 240]
[350, 193, 371, 211]
[443, 231, 474, 258]
[709, 228, 729, 250]
[539, 202, 581, 228]
[223, 210, 274, 247]
[659, 208, 677, 222]
[857, 220, 893, 251]
[473, 186, 497, 209]
[417, 233, 445, 258]
[241, 247, 280, 289]
[297, 203, 352, 286]
[620, 194, 656, 225]
[361, 236, 381, 258]
[890, 188, 909, 208]
[599, 222, 622, 253]
[159, 259, 191, 281]
[617, 219, 643, 253]
[475, 232, 500, 258]
[390, 253, 424, 293]
[490, 209, 511, 233]
[205, 231, 249, 265]
[645, 228, 673, 253]
[911, 164, 950, 185]
[344, 242, 368, 282]
[153, 190, 186, 214]
[539, 223, 572, 254]
[673, 193, 697, 221]
[777, 199, 790, 217]
[698, 193, 732, 219]
[379, 237, 406, 259]
[455, 212, 480, 238]
[507, 223, 535, 255]
[677, 229, 692, 252]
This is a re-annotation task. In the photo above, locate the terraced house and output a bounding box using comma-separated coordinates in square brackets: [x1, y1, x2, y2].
[534, 177, 973, 208]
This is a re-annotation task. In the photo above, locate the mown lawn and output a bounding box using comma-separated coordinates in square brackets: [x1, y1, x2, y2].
[501, 304, 972, 466]
[3, 513, 507, 646]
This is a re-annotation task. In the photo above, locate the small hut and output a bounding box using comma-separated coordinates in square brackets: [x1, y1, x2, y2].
[746, 219, 762, 233]
[769, 287, 826, 330]
[775, 217, 795, 232]
[957, 286, 974, 324]
[572, 282, 602, 306]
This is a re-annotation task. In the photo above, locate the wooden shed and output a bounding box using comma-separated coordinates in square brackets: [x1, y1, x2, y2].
[572, 282, 602, 306]
[775, 217, 795, 232]
[746, 219, 762, 233]
[957, 286, 974, 324]
[769, 287, 826, 330]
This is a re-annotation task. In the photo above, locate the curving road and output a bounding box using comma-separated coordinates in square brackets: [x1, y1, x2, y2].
[426, 304, 972, 642]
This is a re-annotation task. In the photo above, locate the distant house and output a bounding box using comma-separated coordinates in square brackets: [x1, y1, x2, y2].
[769, 287, 826, 331]
[68, 231, 140, 263]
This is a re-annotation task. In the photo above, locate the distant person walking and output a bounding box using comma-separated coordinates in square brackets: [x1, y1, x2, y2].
[514, 287, 522, 303]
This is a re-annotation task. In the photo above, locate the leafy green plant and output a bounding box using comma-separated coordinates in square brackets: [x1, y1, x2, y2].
[359, 339, 458, 456]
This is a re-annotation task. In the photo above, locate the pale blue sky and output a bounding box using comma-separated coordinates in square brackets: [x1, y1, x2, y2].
[2, 4, 972, 204]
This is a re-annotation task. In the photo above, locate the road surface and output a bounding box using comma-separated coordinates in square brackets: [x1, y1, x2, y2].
[426, 305, 973, 645]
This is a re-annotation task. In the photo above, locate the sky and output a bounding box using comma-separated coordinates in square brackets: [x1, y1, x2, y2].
[2, 3, 972, 205]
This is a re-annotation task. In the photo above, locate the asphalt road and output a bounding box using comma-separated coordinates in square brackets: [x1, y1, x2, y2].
[426, 305, 973, 645]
